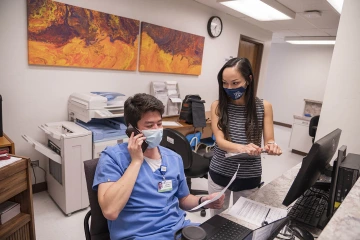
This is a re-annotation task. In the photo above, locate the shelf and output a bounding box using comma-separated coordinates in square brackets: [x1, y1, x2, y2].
[0, 213, 31, 239]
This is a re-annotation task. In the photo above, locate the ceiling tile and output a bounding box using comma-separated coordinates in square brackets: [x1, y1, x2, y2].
[276, 0, 335, 13]
[271, 14, 316, 30]
[242, 18, 285, 32]
[272, 30, 300, 37]
[319, 28, 338, 36]
[293, 29, 330, 36]
[271, 37, 286, 43]
[304, 10, 340, 29]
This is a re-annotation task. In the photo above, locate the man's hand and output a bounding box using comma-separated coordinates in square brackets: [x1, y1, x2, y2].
[127, 132, 146, 163]
[202, 192, 225, 209]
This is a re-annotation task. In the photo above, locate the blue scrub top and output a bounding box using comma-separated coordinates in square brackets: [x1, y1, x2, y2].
[93, 143, 191, 240]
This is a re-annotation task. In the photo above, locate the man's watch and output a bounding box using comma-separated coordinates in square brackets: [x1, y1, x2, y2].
[198, 196, 208, 209]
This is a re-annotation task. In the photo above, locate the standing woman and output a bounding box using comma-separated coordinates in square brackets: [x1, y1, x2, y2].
[208, 58, 282, 216]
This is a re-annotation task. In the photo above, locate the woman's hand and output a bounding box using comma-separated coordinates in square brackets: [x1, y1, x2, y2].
[203, 193, 225, 209]
[264, 143, 282, 155]
[127, 132, 147, 163]
[239, 143, 262, 156]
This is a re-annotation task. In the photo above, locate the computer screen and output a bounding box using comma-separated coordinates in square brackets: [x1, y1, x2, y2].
[327, 145, 347, 217]
[283, 129, 342, 206]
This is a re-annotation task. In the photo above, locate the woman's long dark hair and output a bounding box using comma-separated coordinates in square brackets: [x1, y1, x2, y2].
[216, 58, 260, 144]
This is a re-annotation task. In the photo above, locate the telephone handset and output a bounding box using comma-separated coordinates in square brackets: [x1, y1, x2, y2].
[125, 124, 148, 152]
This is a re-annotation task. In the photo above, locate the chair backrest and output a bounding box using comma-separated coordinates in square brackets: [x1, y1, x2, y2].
[309, 115, 320, 137]
[84, 159, 110, 240]
[160, 128, 193, 169]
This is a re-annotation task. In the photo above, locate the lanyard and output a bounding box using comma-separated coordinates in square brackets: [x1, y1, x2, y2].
[160, 165, 167, 181]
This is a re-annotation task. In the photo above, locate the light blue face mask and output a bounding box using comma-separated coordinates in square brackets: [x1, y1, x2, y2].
[142, 128, 163, 149]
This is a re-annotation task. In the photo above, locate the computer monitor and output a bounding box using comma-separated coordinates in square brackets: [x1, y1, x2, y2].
[327, 145, 347, 217]
[283, 128, 342, 206]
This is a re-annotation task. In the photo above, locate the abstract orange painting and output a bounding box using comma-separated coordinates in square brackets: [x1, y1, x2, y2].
[27, 0, 140, 70]
[139, 22, 205, 75]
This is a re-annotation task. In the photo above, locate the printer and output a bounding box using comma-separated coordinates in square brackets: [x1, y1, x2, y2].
[23, 122, 92, 215]
[68, 92, 128, 158]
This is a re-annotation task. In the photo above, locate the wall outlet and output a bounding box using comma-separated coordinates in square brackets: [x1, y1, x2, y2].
[31, 160, 39, 167]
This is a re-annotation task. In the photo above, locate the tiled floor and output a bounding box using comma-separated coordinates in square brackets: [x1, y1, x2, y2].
[33, 125, 303, 240]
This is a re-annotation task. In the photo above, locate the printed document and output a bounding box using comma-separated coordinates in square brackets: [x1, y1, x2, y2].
[229, 197, 287, 227]
[189, 164, 240, 212]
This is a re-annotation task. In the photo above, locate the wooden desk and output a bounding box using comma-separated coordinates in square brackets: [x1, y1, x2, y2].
[0, 133, 15, 154]
[163, 111, 212, 139]
[0, 157, 36, 240]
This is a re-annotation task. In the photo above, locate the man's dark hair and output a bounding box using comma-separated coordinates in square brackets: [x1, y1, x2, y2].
[124, 93, 165, 127]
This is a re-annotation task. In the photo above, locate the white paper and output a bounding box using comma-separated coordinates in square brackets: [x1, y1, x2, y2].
[0, 157, 23, 169]
[169, 97, 182, 103]
[167, 90, 178, 96]
[166, 81, 177, 90]
[189, 164, 240, 212]
[229, 197, 287, 227]
[162, 121, 182, 127]
[153, 81, 166, 92]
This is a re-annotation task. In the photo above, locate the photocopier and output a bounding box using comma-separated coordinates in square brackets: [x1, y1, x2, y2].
[68, 92, 128, 158]
[23, 122, 92, 215]
[22, 92, 129, 216]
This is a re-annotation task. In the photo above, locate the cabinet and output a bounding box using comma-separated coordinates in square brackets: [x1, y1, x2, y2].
[0, 134, 15, 154]
[0, 158, 36, 240]
[289, 117, 313, 154]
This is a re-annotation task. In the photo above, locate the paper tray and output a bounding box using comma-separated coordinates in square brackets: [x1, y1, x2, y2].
[76, 119, 126, 142]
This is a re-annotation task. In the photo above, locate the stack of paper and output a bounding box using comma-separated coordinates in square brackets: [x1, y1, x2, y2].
[151, 81, 182, 116]
[152, 82, 168, 111]
[166, 81, 182, 115]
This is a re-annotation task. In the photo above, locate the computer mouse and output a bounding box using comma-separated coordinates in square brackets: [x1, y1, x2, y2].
[290, 225, 314, 240]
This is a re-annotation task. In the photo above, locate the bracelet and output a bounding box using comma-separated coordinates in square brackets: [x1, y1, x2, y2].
[266, 142, 277, 145]
[198, 196, 208, 209]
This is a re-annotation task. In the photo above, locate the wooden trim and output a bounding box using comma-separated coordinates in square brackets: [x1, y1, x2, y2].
[239, 35, 264, 95]
[273, 121, 292, 128]
[32, 182, 47, 194]
[292, 149, 307, 156]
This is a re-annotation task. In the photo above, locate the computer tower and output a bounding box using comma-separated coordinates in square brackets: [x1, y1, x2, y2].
[335, 153, 360, 205]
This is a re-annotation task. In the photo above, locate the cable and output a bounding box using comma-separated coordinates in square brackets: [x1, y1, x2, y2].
[37, 166, 47, 179]
[31, 165, 37, 184]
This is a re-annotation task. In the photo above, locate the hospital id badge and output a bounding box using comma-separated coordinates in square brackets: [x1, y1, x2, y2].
[158, 180, 172, 192]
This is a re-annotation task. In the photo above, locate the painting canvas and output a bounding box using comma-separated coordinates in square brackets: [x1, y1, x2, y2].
[139, 22, 205, 75]
[27, 0, 140, 70]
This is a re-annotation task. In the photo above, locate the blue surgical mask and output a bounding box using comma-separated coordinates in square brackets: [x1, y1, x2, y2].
[142, 128, 163, 149]
[223, 86, 246, 100]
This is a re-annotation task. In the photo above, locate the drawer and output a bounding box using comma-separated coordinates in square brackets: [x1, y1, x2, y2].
[294, 118, 310, 126]
[0, 170, 28, 204]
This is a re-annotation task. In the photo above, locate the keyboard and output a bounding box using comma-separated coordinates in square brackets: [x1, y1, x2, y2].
[208, 220, 251, 240]
[288, 188, 329, 227]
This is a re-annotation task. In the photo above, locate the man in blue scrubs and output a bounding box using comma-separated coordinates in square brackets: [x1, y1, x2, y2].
[93, 93, 225, 240]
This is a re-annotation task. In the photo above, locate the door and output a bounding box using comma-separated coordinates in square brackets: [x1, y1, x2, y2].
[238, 35, 264, 95]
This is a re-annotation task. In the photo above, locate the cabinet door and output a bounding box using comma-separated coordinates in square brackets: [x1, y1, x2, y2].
[289, 123, 313, 153]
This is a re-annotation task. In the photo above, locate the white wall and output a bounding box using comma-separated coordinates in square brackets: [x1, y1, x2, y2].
[0, 0, 272, 183]
[260, 43, 334, 125]
[315, 0, 360, 154]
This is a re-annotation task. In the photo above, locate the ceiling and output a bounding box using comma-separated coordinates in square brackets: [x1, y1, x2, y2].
[193, 0, 340, 43]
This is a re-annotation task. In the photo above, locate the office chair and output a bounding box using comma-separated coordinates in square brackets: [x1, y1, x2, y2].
[83, 158, 110, 240]
[309, 115, 320, 143]
[160, 128, 210, 217]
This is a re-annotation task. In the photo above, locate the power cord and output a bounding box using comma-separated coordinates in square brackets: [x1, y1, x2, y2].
[31, 164, 37, 184]
[30, 161, 46, 184]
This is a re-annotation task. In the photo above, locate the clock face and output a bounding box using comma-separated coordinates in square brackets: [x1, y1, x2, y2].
[208, 16, 222, 38]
